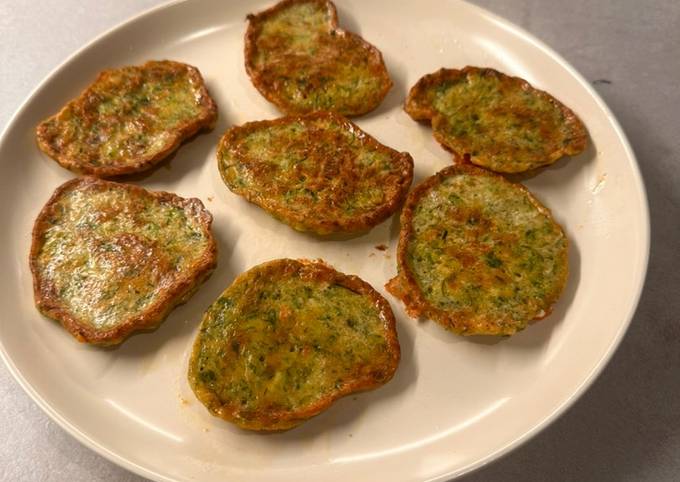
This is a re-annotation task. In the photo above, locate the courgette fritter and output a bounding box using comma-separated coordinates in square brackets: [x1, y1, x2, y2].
[30, 177, 217, 345]
[36, 60, 217, 178]
[216, 111, 413, 234]
[405, 67, 587, 173]
[188, 258, 400, 431]
[244, 0, 392, 116]
[386, 165, 568, 336]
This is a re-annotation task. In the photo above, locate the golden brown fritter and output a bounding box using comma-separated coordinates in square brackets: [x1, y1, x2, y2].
[216, 111, 413, 234]
[387, 164, 568, 336]
[188, 258, 400, 431]
[405, 67, 587, 173]
[36, 60, 217, 178]
[30, 177, 217, 345]
[244, 0, 392, 116]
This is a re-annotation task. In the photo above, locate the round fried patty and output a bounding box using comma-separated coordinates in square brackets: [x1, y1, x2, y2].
[188, 259, 400, 431]
[386, 165, 568, 336]
[30, 177, 217, 345]
[217, 111, 413, 234]
[36, 60, 217, 177]
[245, 0, 392, 116]
[405, 67, 587, 173]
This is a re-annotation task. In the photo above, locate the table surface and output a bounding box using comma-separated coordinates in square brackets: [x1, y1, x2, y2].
[1, 0, 678, 481]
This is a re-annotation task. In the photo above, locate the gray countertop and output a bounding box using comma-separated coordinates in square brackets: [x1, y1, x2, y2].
[1, 1, 678, 480]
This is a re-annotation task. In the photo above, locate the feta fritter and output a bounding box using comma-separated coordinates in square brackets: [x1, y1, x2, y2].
[245, 0, 392, 116]
[188, 259, 400, 431]
[36, 60, 217, 177]
[387, 165, 569, 336]
[405, 67, 587, 173]
[30, 177, 217, 345]
[217, 111, 413, 234]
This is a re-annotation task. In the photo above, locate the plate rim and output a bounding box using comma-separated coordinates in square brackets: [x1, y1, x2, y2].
[0, 0, 650, 481]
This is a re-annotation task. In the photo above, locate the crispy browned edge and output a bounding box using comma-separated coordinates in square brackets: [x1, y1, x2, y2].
[386, 164, 569, 336]
[216, 111, 414, 235]
[244, 0, 392, 117]
[35, 60, 218, 178]
[404, 66, 588, 173]
[29, 177, 218, 346]
[189, 258, 401, 431]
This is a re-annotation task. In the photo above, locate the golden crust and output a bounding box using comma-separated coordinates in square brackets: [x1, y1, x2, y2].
[188, 258, 400, 431]
[36, 60, 218, 178]
[29, 177, 217, 345]
[216, 111, 413, 234]
[244, 0, 392, 116]
[405, 67, 588, 173]
[386, 164, 569, 336]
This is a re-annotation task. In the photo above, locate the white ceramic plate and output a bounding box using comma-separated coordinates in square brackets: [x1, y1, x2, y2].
[0, 0, 649, 480]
